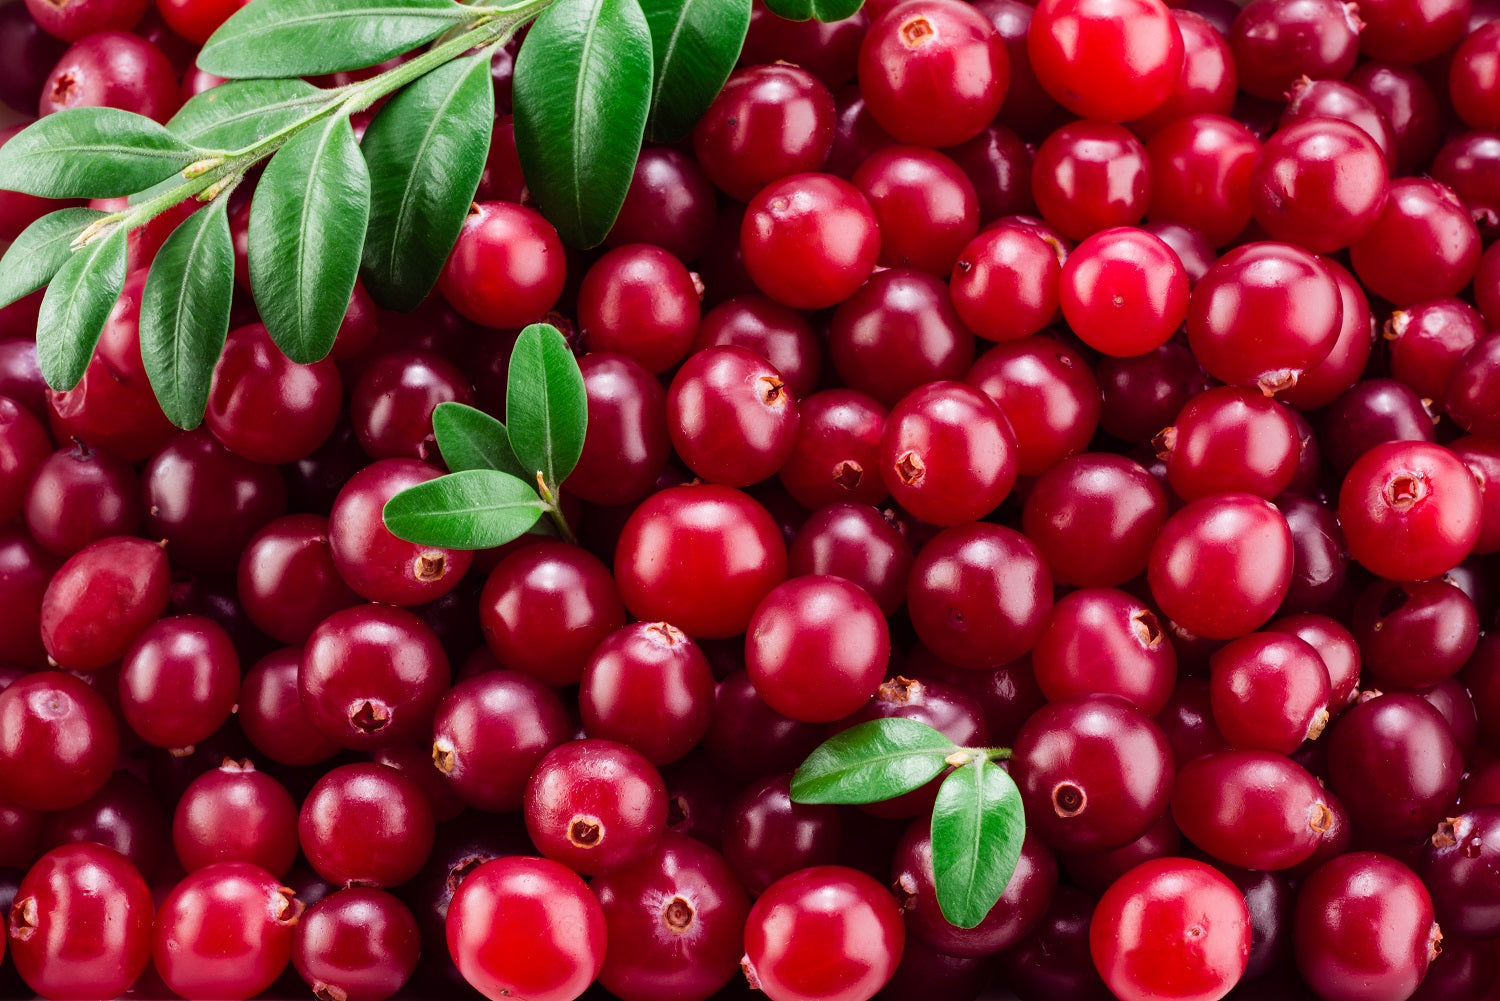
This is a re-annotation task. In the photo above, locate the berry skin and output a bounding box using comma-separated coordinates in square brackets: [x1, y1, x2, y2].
[580, 622, 716, 767]
[446, 856, 606, 1001]
[431, 670, 573, 813]
[667, 345, 800, 488]
[438, 201, 566, 329]
[298, 763, 436, 889]
[741, 865, 905, 1001]
[1089, 857, 1251, 1001]
[523, 739, 669, 876]
[1028, 0, 1185, 122]
[0, 671, 119, 813]
[1337, 440, 1483, 582]
[291, 887, 420, 1001]
[741, 173, 881, 310]
[879, 380, 1018, 526]
[38, 535, 170, 671]
[1059, 227, 1189, 357]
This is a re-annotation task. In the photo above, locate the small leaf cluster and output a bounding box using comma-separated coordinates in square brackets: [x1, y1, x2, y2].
[0, 0, 863, 435]
[791, 717, 1026, 930]
[382, 322, 585, 550]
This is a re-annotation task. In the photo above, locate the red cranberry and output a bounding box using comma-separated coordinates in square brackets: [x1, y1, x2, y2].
[235, 514, 359, 646]
[668, 345, 799, 487]
[1171, 749, 1332, 870]
[1338, 440, 1482, 582]
[39, 30, 179, 121]
[721, 772, 840, 895]
[350, 349, 473, 462]
[1452, 435, 1500, 554]
[966, 335, 1100, 477]
[1096, 341, 1210, 444]
[880, 380, 1017, 525]
[604, 146, 717, 262]
[1144, 114, 1258, 249]
[445, 856, 605, 1001]
[702, 671, 825, 783]
[567, 352, 670, 506]
[694, 63, 835, 200]
[152, 861, 301, 1000]
[1061, 813, 1183, 897]
[38, 770, 166, 879]
[696, 296, 820, 401]
[155, 0, 246, 43]
[1281, 77, 1397, 168]
[852, 146, 980, 275]
[1031, 121, 1151, 240]
[1208, 632, 1331, 754]
[0, 671, 118, 814]
[237, 648, 340, 767]
[945, 122, 1036, 221]
[438, 201, 566, 329]
[1352, 577, 1479, 689]
[173, 760, 298, 877]
[740, 173, 880, 310]
[580, 622, 714, 767]
[1446, 336, 1500, 437]
[578, 243, 702, 374]
[1228, 0, 1360, 101]
[993, 886, 1114, 1001]
[741, 1, 867, 89]
[0, 338, 46, 417]
[1273, 494, 1350, 614]
[949, 222, 1061, 344]
[431, 670, 572, 813]
[1359, 0, 1471, 62]
[1349, 61, 1444, 174]
[1033, 589, 1176, 715]
[830, 268, 977, 407]
[119, 614, 239, 750]
[39, 535, 169, 670]
[22, 440, 140, 558]
[742, 865, 904, 1001]
[6, 843, 152, 1000]
[1022, 453, 1167, 588]
[0, 4, 67, 113]
[788, 501, 912, 616]
[1349, 178, 1482, 306]
[1059, 227, 1188, 357]
[299, 763, 434, 888]
[777, 391, 889, 510]
[1421, 807, 1500, 939]
[1451, 21, 1500, 130]
[292, 887, 420, 1001]
[1027, 0, 1184, 122]
[206, 322, 342, 464]
[1250, 118, 1389, 254]
[1158, 386, 1300, 501]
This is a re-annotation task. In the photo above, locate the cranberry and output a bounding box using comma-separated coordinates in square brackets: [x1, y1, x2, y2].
[1012, 696, 1173, 854]
[438, 201, 566, 329]
[967, 335, 1100, 477]
[119, 614, 239, 750]
[38, 535, 169, 670]
[994, 886, 1114, 1001]
[1420, 806, 1500, 940]
[428, 670, 568, 813]
[741, 2, 867, 89]
[826, 85, 899, 177]
[155, 0, 246, 42]
[39, 30, 179, 121]
[1452, 436, 1500, 554]
[565, 352, 670, 506]
[1293, 852, 1440, 1001]
[152, 861, 301, 1000]
[0, 338, 46, 417]
[777, 391, 889, 510]
[605, 146, 717, 262]
[1089, 857, 1250, 1001]
[0, 793, 42, 871]
[742, 865, 904, 1001]
[1171, 749, 1332, 870]
[1281, 77, 1398, 168]
[205, 322, 342, 464]
[1385, 298, 1486, 402]
[1158, 386, 1300, 501]
[720, 772, 839, 895]
[829, 268, 977, 407]
[1349, 178, 1482, 306]
[1349, 61, 1445, 175]
[299, 763, 435, 888]
[1059, 227, 1188, 357]
[6, 843, 152, 1000]
[696, 296, 820, 401]
[173, 760, 298, 877]
[740, 173, 880, 310]
[1027, 0, 1184, 122]
[1033, 590, 1174, 715]
[1338, 440, 1482, 582]
[1250, 118, 1389, 254]
[1359, 0, 1471, 63]
[578, 243, 702, 374]
[1272, 495, 1349, 614]
[0, 4, 66, 113]
[1062, 813, 1183, 896]
[1186, 242, 1342, 396]
[1352, 577, 1479, 689]
[1129, 9, 1236, 134]
[300, 603, 448, 750]
[38, 770, 167, 879]
[880, 381, 1017, 525]
[1147, 493, 1294, 641]
[1021, 453, 1167, 588]
[592, 833, 751, 1001]
[945, 122, 1036, 221]
[350, 349, 473, 462]
[668, 345, 799, 487]
[446, 856, 606, 1001]
[328, 458, 474, 606]
[949, 222, 1061, 344]
[615, 484, 788, 640]
[1208, 631, 1331, 754]
[1451, 21, 1500, 130]
[0, 397, 51, 527]
[1447, 336, 1500, 437]
[0, 672, 120, 814]
[22, 441, 140, 558]
[1031, 121, 1151, 240]
[292, 887, 420, 1001]
[237, 648, 341, 767]
[1096, 341, 1210, 444]
[788, 502, 912, 617]
[1228, 0, 1360, 101]
[893, 822, 1057, 956]
[694, 63, 835, 200]
[852, 146, 980, 275]
[233, 514, 358, 646]
[580, 622, 714, 767]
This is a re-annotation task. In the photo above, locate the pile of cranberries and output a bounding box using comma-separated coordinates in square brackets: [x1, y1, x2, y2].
[2, 0, 1500, 998]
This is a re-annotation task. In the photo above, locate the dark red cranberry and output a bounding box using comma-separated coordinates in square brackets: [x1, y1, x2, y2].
[605, 146, 717, 262]
[1451, 21, 1500, 130]
[1338, 440, 1482, 582]
[1293, 852, 1440, 1001]
[1352, 578, 1479, 689]
[152, 861, 302, 1000]
[1281, 77, 1397, 169]
[880, 381, 1017, 526]
[1144, 114, 1258, 249]
[694, 63, 835, 201]
[235, 514, 359, 646]
[1320, 378, 1436, 474]
[721, 773, 840, 895]
[38, 535, 169, 671]
[1385, 297, 1486, 401]
[566, 352, 670, 507]
[37, 770, 165, 879]
[0, 3, 67, 112]
[577, 243, 702, 374]
[741, 173, 880, 310]
[39, 30, 179, 121]
[1422, 807, 1500, 938]
[1446, 336, 1500, 438]
[696, 295, 821, 401]
[1452, 436, 1500, 554]
[1022, 454, 1167, 588]
[237, 648, 340, 767]
[944, 122, 1036, 221]
[350, 349, 472, 462]
[972, 0, 1055, 136]
[777, 391, 889, 510]
[524, 739, 667, 876]
[173, 760, 298, 877]
[1032, 589, 1175, 715]
[473, 113, 525, 203]
[1208, 632, 1331, 754]
[1228, 0, 1359, 100]
[580, 622, 714, 767]
[431, 670, 572, 813]
[1349, 61, 1444, 174]
[1012, 696, 1175, 853]
[1096, 341, 1209, 444]
[701, 671, 825, 783]
[668, 345, 799, 487]
[1408, 933, 1496, 1001]
[852, 145, 980, 275]
[741, 1, 866, 88]
[1027, 0, 1184, 122]
[438, 201, 566, 329]
[1274, 494, 1350, 613]
[1157, 386, 1300, 501]
[1061, 813, 1181, 896]
[788, 502, 912, 617]
[994, 887, 1113, 1001]
[300, 603, 448, 750]
[328, 458, 474, 606]
[206, 322, 342, 465]
[1031, 121, 1151, 240]
[1359, 0, 1471, 62]
[1251, 118, 1389, 254]
[831, 268, 977, 407]
[292, 887, 419, 1001]
[6, 843, 152, 1000]
[1171, 749, 1332, 870]
[22, 441, 139, 558]
[1267, 613, 1362, 717]
[300, 763, 434, 888]
[966, 335, 1100, 477]
[119, 614, 239, 750]
[0, 337, 45, 417]
[1350, 179, 1482, 306]
[825, 84, 897, 178]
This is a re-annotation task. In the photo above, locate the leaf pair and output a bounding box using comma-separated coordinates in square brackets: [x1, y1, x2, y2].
[382, 322, 587, 549]
[791, 718, 1026, 930]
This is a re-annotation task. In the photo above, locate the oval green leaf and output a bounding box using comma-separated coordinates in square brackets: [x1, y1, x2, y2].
[382, 468, 549, 548]
[35, 226, 129, 391]
[139, 199, 235, 430]
[506, 322, 587, 493]
[199, 0, 473, 79]
[762, 0, 864, 21]
[248, 113, 370, 365]
[0, 207, 109, 309]
[931, 759, 1026, 930]
[512, 0, 653, 247]
[360, 53, 493, 311]
[790, 718, 957, 805]
[641, 0, 751, 143]
[432, 402, 528, 479]
[0, 108, 204, 199]
[169, 78, 327, 151]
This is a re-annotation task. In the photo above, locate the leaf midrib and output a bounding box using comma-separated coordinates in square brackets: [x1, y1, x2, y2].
[164, 210, 220, 420]
[568, 0, 608, 237]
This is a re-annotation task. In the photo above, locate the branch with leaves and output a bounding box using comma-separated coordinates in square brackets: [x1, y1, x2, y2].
[0, 0, 859, 433]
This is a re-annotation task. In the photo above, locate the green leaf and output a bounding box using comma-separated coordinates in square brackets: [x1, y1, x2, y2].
[931, 759, 1026, 930]
[0, 208, 109, 309]
[248, 113, 370, 365]
[506, 322, 586, 493]
[640, 0, 751, 143]
[382, 468, 549, 548]
[199, 0, 472, 78]
[761, 0, 864, 21]
[360, 53, 493, 311]
[513, 0, 653, 247]
[169, 78, 326, 151]
[139, 199, 234, 430]
[432, 402, 529, 479]
[790, 718, 958, 805]
[0, 108, 204, 199]
[35, 226, 129, 391]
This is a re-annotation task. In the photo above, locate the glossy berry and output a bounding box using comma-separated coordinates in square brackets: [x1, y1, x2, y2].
[1022, 453, 1168, 587]
[592, 832, 751, 1001]
[605, 146, 717, 261]
[829, 268, 976, 407]
[153, 862, 301, 1000]
[1157, 386, 1300, 501]
[119, 614, 240, 750]
[852, 146, 979, 275]
[668, 346, 799, 487]
[299, 763, 435, 888]
[965, 334, 1101, 477]
[1032, 588, 1176, 716]
[742, 865, 904, 1001]
[695, 295, 821, 400]
[524, 739, 668, 876]
[741, 173, 880, 310]
[1349, 179, 1482, 306]
[1090, 857, 1250, 1001]
[693, 63, 835, 201]
[948, 222, 1062, 343]
[38, 535, 169, 670]
[1352, 577, 1480, 689]
[722, 773, 841, 896]
[350, 348, 473, 462]
[777, 390, 889, 510]
[292, 887, 420, 1001]
[1228, 0, 1360, 101]
[1031, 121, 1151, 240]
[438, 201, 566, 329]
[787, 502, 912, 616]
[1170, 750, 1332, 871]
[1250, 119, 1389, 254]
[1422, 807, 1500, 939]
[568, 352, 671, 506]
[6, 843, 153, 1001]
[1060, 227, 1188, 357]
[1208, 632, 1331, 754]
[1294, 853, 1440, 1001]
[580, 622, 715, 766]
[207, 322, 342, 464]
[880, 380, 1017, 526]
[446, 856, 606, 1001]
[236, 514, 359, 645]
[173, 760, 299, 878]
[1337, 441, 1482, 582]
[858, 0, 1008, 147]
[0, 395, 47, 526]
[1027, 0, 1184, 121]
[237, 648, 341, 767]
[39, 30, 179, 121]
[1145, 113, 1259, 249]
[23, 440, 142, 558]
[1451, 21, 1500, 130]
[578, 244, 702, 374]
[0, 671, 118, 813]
